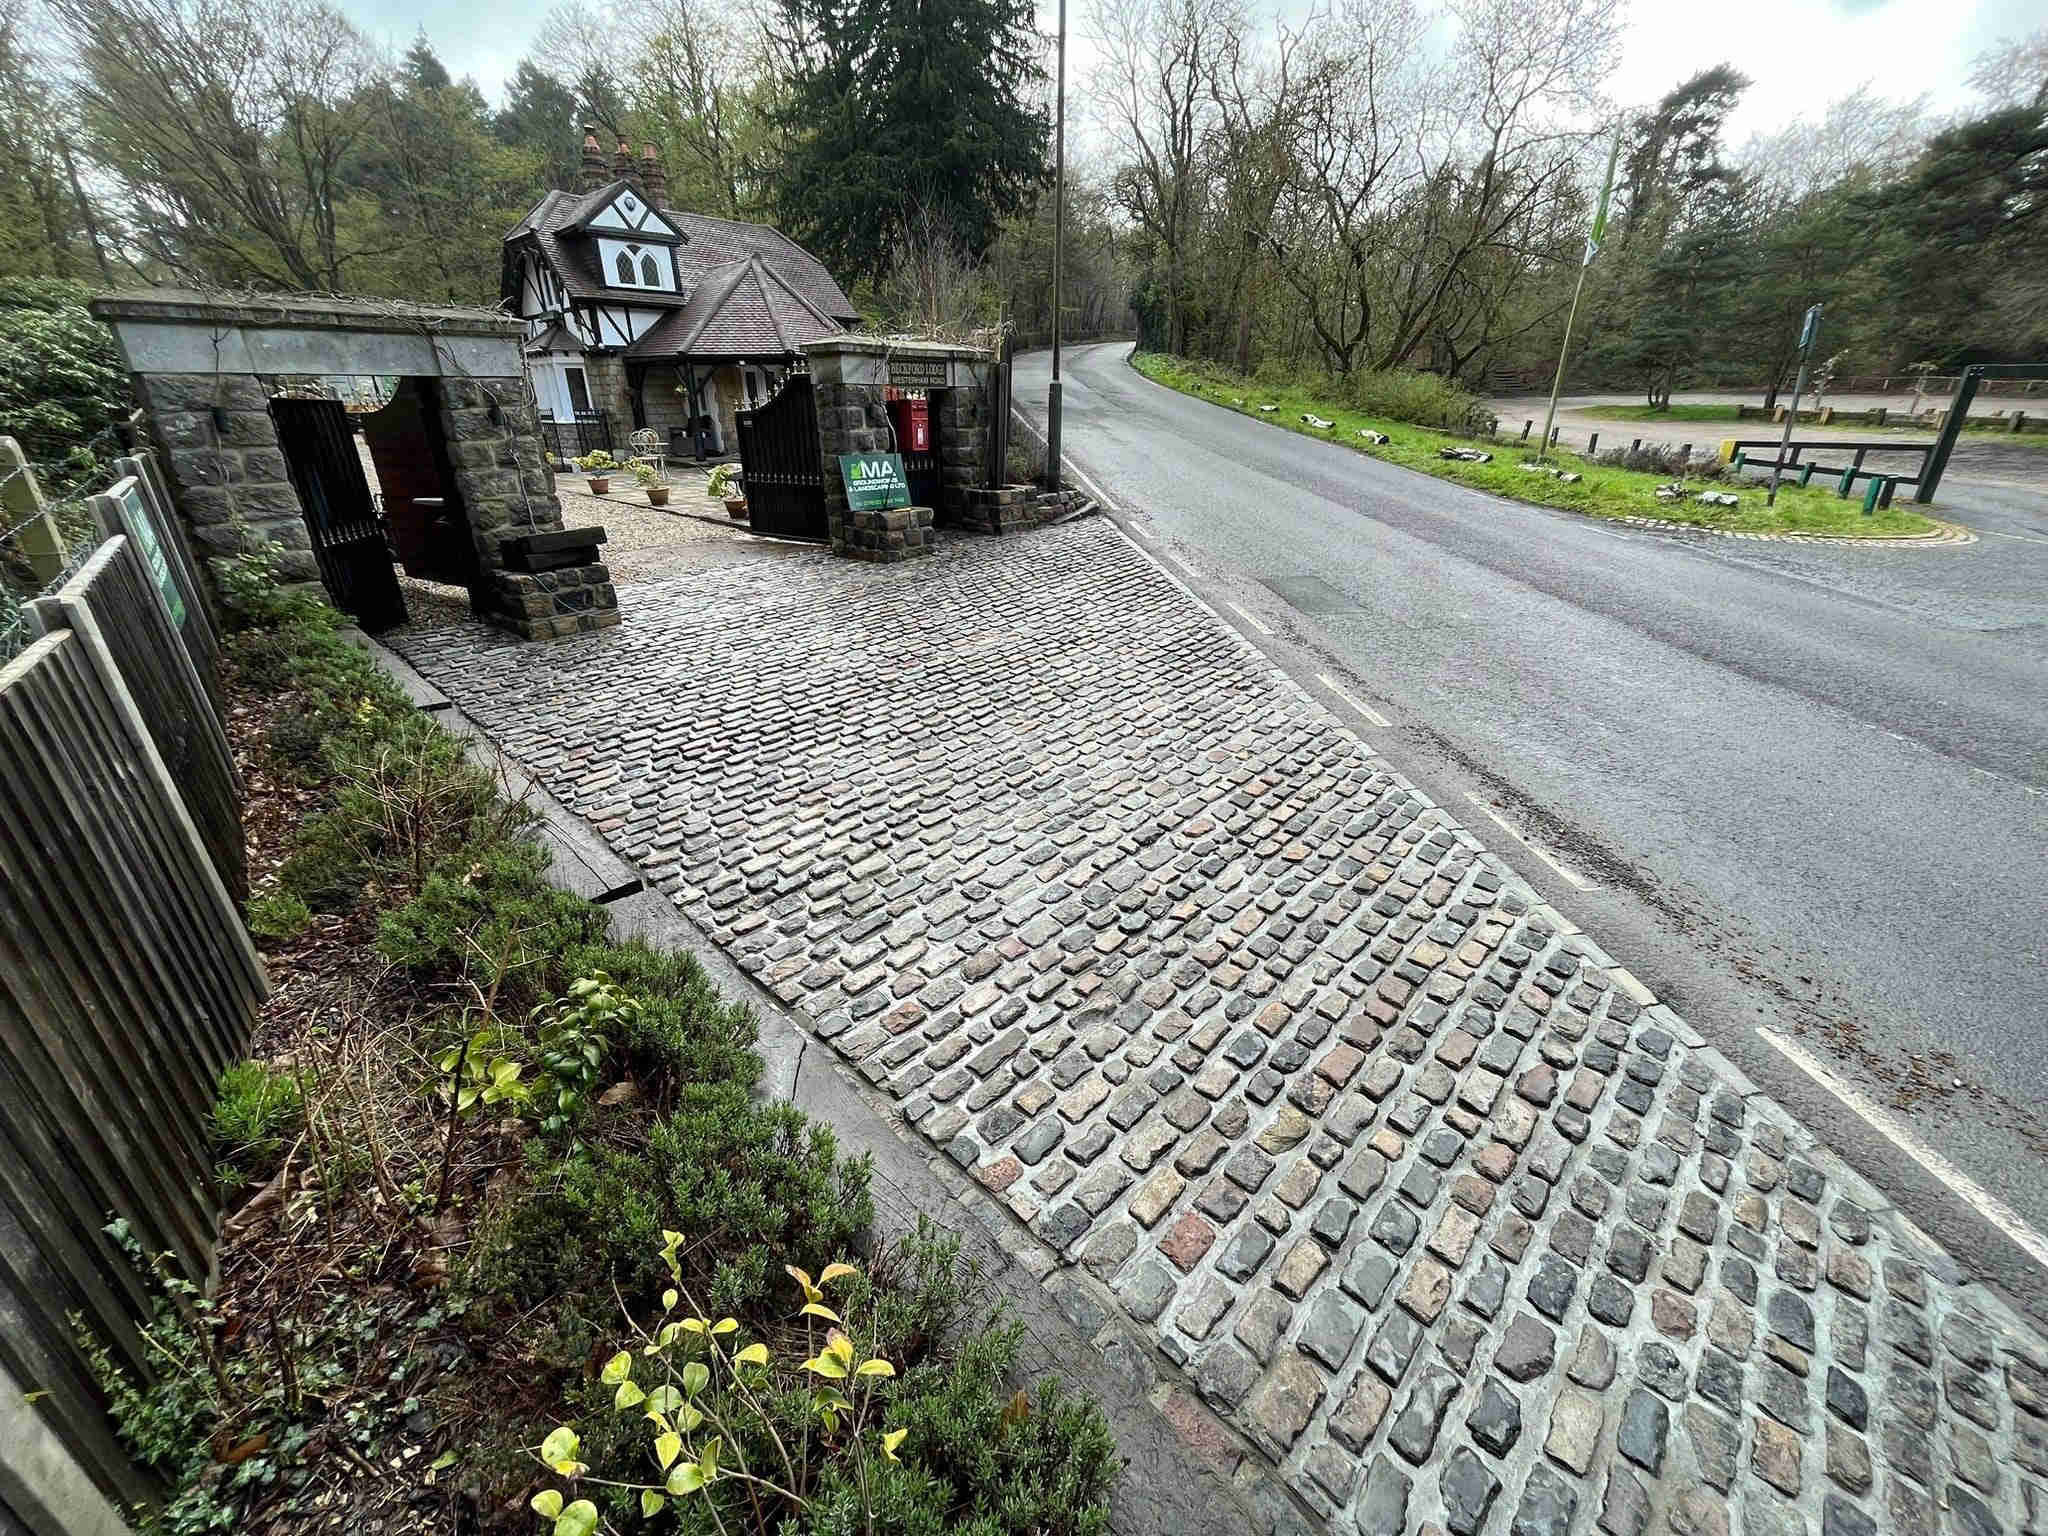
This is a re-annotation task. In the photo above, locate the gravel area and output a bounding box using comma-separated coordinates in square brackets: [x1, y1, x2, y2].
[375, 457, 790, 635]
[551, 468, 759, 585]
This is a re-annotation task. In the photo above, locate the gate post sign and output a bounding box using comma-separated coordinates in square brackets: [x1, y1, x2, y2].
[839, 453, 912, 512]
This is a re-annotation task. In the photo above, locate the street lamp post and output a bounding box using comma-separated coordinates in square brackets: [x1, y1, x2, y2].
[1044, 0, 1066, 490]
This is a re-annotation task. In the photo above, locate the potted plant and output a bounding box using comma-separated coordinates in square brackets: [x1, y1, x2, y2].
[630, 460, 670, 507]
[709, 463, 747, 519]
[574, 450, 617, 494]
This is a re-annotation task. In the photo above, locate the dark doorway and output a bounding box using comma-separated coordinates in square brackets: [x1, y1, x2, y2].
[269, 395, 408, 632]
[565, 367, 592, 415]
[359, 378, 480, 604]
[735, 373, 827, 541]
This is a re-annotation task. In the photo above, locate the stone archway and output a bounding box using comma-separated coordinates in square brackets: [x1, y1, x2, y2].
[90, 290, 620, 640]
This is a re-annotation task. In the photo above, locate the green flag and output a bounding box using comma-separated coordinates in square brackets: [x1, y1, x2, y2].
[1585, 130, 1621, 266]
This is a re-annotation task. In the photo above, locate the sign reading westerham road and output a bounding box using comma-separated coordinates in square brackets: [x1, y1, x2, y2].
[839, 453, 912, 512]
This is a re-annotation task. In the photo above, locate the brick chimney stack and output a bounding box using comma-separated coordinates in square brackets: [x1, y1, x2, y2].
[577, 130, 606, 192]
[640, 144, 667, 209]
[613, 139, 634, 184]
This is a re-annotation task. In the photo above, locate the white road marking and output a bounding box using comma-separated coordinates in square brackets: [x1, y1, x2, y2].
[1008, 407, 1121, 512]
[1463, 792, 1600, 892]
[1227, 601, 1275, 636]
[1756, 1027, 2048, 1273]
[1978, 528, 2048, 547]
[1315, 671, 1393, 729]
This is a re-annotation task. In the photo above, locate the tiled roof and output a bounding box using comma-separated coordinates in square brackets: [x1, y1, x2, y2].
[506, 185, 860, 330]
[630, 255, 848, 360]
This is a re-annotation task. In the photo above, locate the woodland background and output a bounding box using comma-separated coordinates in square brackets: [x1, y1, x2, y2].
[2, 0, 2044, 418]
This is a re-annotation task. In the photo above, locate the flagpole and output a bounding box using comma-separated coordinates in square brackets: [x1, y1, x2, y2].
[1536, 265, 1590, 466]
[1537, 128, 1621, 466]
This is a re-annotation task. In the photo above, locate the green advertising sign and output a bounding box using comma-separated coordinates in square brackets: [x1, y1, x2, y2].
[839, 453, 911, 512]
[117, 479, 186, 627]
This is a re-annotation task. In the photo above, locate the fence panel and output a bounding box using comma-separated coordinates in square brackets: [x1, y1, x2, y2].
[0, 606, 266, 1511]
[91, 465, 224, 719]
[33, 537, 245, 902]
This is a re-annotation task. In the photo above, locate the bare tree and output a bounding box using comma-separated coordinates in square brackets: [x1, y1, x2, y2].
[533, 0, 644, 141]
[1256, 0, 1430, 374]
[1090, 0, 1242, 353]
[1966, 26, 2048, 111]
[57, 0, 383, 289]
[634, 0, 765, 216]
[877, 204, 1000, 338]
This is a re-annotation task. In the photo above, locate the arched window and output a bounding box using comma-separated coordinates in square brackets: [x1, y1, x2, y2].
[641, 253, 659, 287]
[615, 251, 634, 284]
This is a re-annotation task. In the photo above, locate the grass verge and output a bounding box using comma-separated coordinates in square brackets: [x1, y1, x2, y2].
[1131, 352, 1944, 537]
[88, 549, 1118, 1536]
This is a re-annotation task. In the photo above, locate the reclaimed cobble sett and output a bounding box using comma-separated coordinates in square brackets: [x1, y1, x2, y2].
[392, 520, 2048, 1536]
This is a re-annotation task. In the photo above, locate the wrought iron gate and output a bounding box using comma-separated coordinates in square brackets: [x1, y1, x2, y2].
[735, 374, 827, 541]
[270, 396, 408, 631]
[902, 441, 943, 518]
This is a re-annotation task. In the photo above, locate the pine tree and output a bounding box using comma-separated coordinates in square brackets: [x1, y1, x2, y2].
[765, 0, 1050, 283]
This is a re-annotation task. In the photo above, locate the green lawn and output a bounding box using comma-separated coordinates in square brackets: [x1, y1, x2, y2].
[1130, 353, 1943, 537]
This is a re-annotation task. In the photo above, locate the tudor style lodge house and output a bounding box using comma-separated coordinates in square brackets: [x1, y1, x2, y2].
[503, 134, 860, 460]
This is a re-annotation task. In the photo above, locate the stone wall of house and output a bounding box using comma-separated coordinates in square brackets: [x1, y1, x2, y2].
[638, 365, 696, 455]
[579, 354, 634, 451]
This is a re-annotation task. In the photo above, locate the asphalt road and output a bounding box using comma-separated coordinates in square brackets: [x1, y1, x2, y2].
[1017, 340, 2048, 1315]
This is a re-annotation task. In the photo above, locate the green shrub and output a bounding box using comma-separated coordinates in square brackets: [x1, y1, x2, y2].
[878, 1323, 1117, 1536]
[214, 548, 337, 634]
[245, 889, 311, 942]
[212, 1061, 305, 1194]
[0, 279, 130, 483]
[557, 939, 762, 1100]
[481, 1082, 874, 1332]
[523, 1227, 1114, 1536]
[262, 702, 333, 776]
[377, 840, 608, 1000]
[1336, 367, 1492, 434]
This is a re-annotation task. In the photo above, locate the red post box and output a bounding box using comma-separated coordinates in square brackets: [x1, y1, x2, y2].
[887, 395, 930, 453]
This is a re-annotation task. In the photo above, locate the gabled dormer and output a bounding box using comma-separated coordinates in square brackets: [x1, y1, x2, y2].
[574, 183, 680, 244]
[559, 178, 683, 294]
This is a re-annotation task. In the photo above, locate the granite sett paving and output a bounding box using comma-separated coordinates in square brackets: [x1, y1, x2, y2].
[392, 520, 2048, 1536]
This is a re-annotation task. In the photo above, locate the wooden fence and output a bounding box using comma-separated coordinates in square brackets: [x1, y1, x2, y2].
[0, 453, 266, 1524]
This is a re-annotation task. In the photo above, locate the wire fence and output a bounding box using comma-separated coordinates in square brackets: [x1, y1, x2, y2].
[0, 430, 125, 664]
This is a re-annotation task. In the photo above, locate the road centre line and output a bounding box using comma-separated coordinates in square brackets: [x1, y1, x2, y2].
[1462, 792, 1600, 893]
[1315, 671, 1393, 729]
[1755, 1026, 2048, 1275]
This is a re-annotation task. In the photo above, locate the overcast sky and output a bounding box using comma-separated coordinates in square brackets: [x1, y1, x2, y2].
[361, 0, 2029, 148]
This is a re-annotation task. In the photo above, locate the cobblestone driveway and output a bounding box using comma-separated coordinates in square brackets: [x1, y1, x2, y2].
[393, 521, 2048, 1536]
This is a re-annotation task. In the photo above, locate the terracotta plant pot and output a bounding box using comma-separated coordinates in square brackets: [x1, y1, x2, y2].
[725, 497, 749, 520]
[587, 476, 610, 495]
[647, 486, 670, 507]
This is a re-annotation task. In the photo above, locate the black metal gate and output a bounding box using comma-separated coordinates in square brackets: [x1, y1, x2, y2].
[537, 409, 613, 462]
[735, 373, 827, 541]
[902, 440, 943, 519]
[270, 396, 408, 631]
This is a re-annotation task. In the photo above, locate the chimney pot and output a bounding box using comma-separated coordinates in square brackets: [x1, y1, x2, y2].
[577, 129, 607, 192]
[640, 142, 668, 209]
